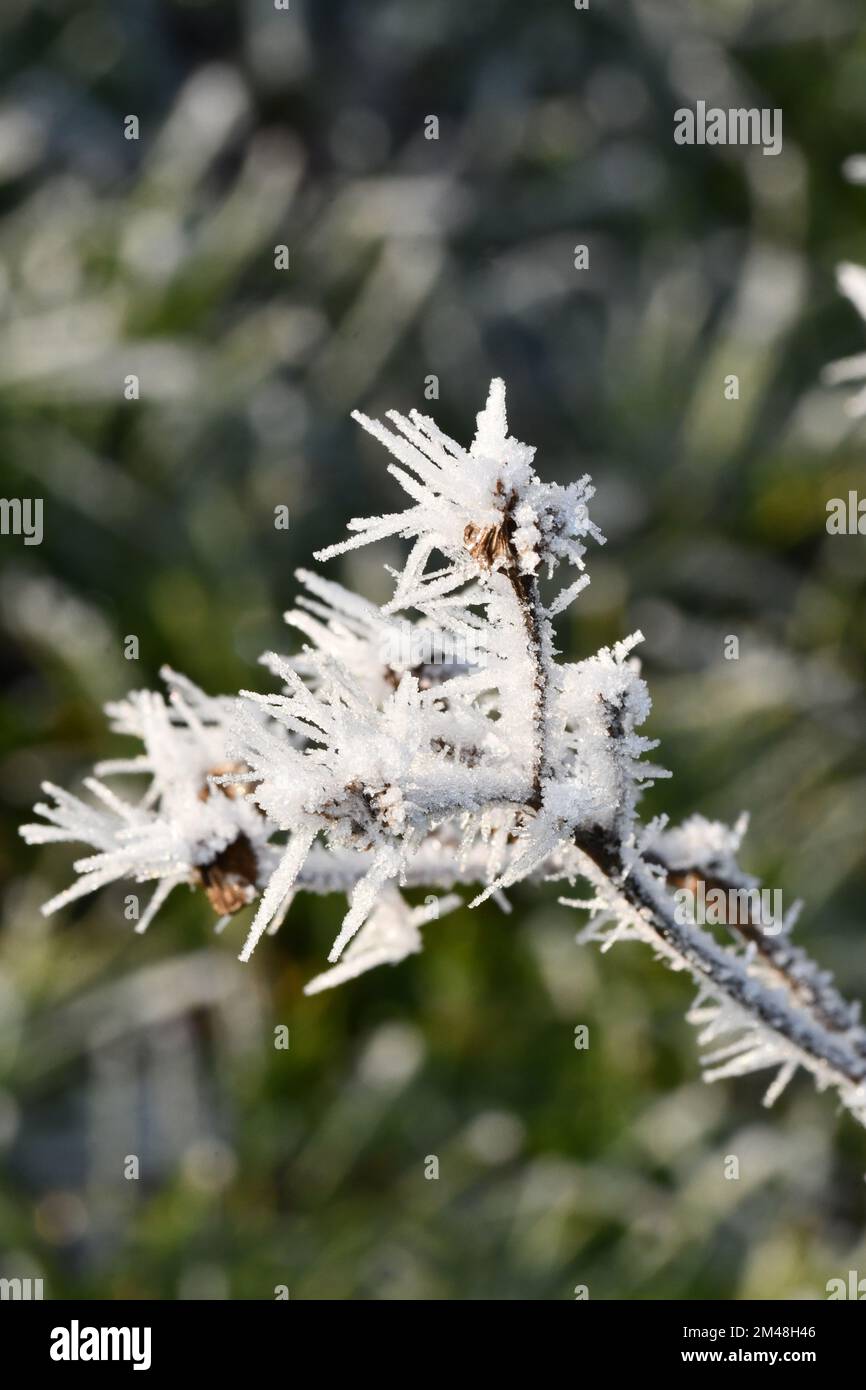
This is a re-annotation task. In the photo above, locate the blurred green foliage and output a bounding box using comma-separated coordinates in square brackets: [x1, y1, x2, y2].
[1, 0, 866, 1299]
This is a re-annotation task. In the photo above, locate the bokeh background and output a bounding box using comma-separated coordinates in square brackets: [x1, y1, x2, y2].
[1, 0, 866, 1300]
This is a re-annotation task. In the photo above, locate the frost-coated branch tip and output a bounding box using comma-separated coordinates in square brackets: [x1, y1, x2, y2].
[20, 381, 866, 1131]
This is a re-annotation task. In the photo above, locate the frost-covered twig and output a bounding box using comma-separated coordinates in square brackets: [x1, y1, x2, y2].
[21, 381, 866, 1128]
[569, 832, 866, 1123]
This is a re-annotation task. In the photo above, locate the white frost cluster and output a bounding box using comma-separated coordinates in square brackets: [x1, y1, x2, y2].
[227, 380, 657, 966]
[642, 811, 753, 886]
[21, 668, 273, 933]
[21, 381, 866, 1128]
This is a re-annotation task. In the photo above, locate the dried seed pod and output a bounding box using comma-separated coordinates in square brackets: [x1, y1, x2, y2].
[195, 833, 259, 915]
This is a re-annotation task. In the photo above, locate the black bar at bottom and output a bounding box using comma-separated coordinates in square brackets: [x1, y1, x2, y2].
[0, 1297, 861, 1374]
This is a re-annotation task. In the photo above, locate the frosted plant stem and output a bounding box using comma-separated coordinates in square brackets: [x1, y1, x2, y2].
[573, 832, 866, 1111]
[505, 565, 548, 810]
[651, 862, 866, 1048]
[514, 551, 866, 1113]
